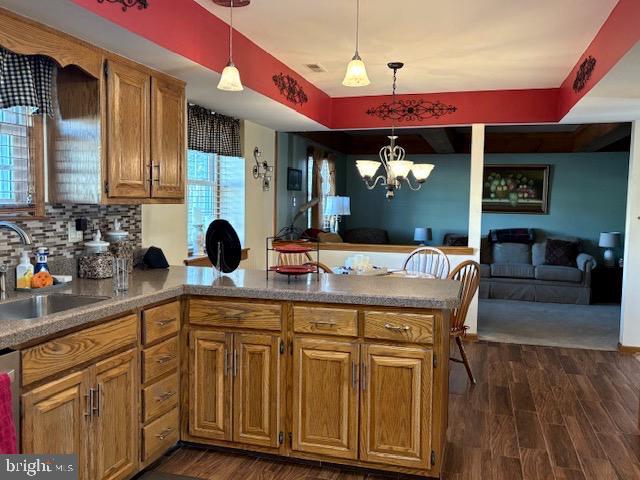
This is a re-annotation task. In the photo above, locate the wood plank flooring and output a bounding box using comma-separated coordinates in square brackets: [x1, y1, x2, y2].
[152, 341, 640, 479]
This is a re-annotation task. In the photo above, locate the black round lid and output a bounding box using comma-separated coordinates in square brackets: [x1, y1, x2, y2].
[205, 219, 241, 273]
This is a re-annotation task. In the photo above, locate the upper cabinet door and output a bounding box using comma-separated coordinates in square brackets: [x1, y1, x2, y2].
[150, 77, 185, 199]
[360, 344, 433, 470]
[92, 349, 138, 480]
[106, 60, 150, 198]
[22, 370, 91, 480]
[233, 333, 280, 448]
[292, 338, 359, 460]
[189, 329, 232, 441]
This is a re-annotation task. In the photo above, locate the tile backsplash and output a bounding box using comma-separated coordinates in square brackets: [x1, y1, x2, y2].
[0, 204, 142, 267]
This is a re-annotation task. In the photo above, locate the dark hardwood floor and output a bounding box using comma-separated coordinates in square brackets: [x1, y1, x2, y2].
[152, 341, 640, 479]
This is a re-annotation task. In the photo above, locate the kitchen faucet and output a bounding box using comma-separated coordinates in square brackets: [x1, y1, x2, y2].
[0, 221, 33, 299]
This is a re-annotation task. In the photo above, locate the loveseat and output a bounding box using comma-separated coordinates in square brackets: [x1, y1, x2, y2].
[479, 229, 596, 305]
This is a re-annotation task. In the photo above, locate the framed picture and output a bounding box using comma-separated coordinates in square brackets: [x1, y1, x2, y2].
[482, 165, 550, 214]
[287, 168, 302, 191]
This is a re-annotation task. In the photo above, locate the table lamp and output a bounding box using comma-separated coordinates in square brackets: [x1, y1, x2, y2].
[599, 231, 621, 267]
[414, 227, 433, 246]
[324, 196, 351, 233]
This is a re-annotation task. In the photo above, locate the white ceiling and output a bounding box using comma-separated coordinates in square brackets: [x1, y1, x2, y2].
[196, 0, 618, 96]
[0, 0, 326, 132]
[563, 42, 640, 123]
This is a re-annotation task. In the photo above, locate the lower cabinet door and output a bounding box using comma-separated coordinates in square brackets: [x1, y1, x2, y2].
[189, 329, 232, 441]
[93, 349, 138, 480]
[360, 344, 433, 469]
[233, 333, 280, 447]
[292, 337, 359, 460]
[22, 370, 91, 480]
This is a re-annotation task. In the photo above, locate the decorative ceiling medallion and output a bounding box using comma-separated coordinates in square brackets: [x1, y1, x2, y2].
[97, 0, 148, 11]
[366, 99, 457, 122]
[572, 55, 596, 93]
[272, 73, 309, 105]
[212, 0, 251, 6]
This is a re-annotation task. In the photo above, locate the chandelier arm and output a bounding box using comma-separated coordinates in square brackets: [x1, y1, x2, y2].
[404, 177, 423, 191]
[363, 175, 387, 190]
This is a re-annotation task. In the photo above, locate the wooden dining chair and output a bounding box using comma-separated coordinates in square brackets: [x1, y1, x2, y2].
[402, 247, 450, 279]
[448, 260, 481, 384]
[278, 252, 333, 274]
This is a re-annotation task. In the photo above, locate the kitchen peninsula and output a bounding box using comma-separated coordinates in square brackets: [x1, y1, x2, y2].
[2, 267, 461, 479]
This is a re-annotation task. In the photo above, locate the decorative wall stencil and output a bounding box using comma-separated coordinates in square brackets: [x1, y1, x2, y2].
[272, 73, 309, 105]
[97, 0, 148, 12]
[572, 56, 596, 93]
[366, 99, 457, 122]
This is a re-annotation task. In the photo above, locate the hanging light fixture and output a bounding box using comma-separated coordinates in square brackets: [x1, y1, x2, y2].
[342, 0, 370, 87]
[217, 0, 243, 92]
[355, 63, 434, 199]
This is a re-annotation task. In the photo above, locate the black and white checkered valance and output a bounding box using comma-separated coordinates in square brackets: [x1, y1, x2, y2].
[188, 104, 241, 157]
[0, 47, 58, 116]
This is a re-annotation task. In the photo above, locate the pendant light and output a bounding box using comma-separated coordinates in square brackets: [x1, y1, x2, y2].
[217, 0, 243, 92]
[342, 0, 370, 87]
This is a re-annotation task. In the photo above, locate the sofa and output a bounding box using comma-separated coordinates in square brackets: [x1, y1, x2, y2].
[479, 230, 597, 305]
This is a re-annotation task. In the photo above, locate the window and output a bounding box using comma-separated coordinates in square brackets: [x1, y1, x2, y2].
[187, 150, 245, 251]
[0, 106, 44, 217]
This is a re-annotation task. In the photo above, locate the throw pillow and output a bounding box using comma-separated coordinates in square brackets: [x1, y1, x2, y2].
[544, 239, 578, 267]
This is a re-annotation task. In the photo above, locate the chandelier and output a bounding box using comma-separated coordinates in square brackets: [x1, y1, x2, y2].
[356, 62, 434, 199]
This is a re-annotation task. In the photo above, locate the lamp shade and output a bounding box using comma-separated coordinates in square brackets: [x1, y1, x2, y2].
[599, 231, 621, 248]
[342, 56, 370, 87]
[356, 160, 380, 178]
[338, 196, 351, 215]
[411, 163, 435, 181]
[324, 196, 351, 216]
[217, 63, 244, 91]
[414, 227, 433, 242]
[388, 160, 414, 179]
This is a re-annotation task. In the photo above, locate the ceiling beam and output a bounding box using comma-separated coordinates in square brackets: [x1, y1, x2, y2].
[572, 123, 632, 152]
[420, 128, 456, 154]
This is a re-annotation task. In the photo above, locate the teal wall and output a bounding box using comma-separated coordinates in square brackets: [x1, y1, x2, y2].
[481, 153, 629, 256]
[343, 154, 471, 244]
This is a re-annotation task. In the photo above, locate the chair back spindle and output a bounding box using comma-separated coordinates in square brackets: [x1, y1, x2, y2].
[402, 247, 450, 279]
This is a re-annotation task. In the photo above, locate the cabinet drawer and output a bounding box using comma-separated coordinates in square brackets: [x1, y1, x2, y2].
[142, 336, 178, 384]
[22, 314, 138, 385]
[142, 408, 179, 461]
[189, 299, 281, 331]
[293, 306, 358, 337]
[143, 301, 180, 345]
[364, 311, 434, 344]
[142, 373, 178, 422]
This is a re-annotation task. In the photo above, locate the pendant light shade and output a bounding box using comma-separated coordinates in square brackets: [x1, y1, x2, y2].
[218, 62, 243, 91]
[342, 0, 370, 87]
[218, 0, 243, 92]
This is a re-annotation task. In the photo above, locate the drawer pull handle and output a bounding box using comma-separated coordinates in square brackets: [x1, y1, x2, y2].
[156, 355, 174, 364]
[156, 391, 176, 402]
[154, 319, 174, 326]
[156, 427, 174, 440]
[85, 389, 94, 418]
[384, 323, 411, 333]
[312, 321, 336, 329]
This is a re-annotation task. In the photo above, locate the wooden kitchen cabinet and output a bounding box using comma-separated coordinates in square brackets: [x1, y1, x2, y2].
[93, 349, 138, 480]
[233, 333, 280, 448]
[188, 329, 232, 441]
[105, 59, 151, 199]
[292, 338, 359, 460]
[22, 349, 139, 480]
[22, 371, 91, 480]
[360, 344, 433, 469]
[151, 76, 185, 199]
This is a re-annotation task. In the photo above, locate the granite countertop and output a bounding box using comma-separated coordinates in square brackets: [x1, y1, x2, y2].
[0, 267, 462, 350]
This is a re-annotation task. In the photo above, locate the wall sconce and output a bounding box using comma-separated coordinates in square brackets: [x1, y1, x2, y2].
[253, 147, 273, 191]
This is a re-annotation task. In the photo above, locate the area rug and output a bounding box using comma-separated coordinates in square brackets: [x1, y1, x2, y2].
[478, 299, 620, 350]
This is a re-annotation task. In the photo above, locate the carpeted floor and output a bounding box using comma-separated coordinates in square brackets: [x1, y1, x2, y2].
[478, 299, 620, 350]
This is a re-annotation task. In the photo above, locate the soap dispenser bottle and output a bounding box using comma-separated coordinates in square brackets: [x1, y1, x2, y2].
[35, 247, 49, 273]
[16, 250, 34, 289]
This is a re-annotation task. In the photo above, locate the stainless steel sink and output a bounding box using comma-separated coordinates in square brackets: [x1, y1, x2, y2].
[0, 293, 109, 320]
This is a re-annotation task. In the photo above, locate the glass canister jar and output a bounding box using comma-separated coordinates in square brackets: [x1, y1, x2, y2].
[78, 231, 114, 279]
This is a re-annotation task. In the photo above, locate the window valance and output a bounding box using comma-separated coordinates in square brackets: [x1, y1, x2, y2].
[0, 47, 58, 116]
[187, 104, 241, 157]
